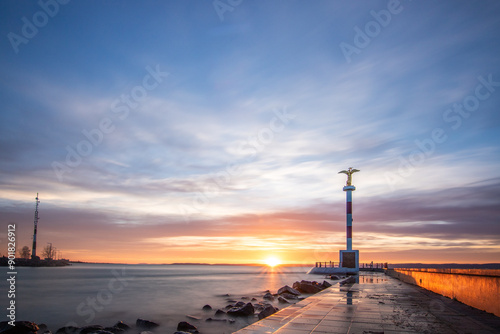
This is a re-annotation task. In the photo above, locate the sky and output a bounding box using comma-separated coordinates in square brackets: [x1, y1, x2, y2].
[0, 0, 499, 265]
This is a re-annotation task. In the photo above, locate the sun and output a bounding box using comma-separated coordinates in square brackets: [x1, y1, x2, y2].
[264, 256, 281, 267]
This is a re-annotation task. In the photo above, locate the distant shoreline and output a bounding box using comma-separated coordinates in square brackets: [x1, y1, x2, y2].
[3, 258, 499, 269]
[0, 257, 71, 267]
[69, 261, 500, 269]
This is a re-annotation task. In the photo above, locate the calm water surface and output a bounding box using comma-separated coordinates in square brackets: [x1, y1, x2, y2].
[1, 264, 317, 333]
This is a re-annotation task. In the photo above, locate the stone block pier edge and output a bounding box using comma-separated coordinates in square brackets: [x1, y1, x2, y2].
[233, 271, 500, 334]
[386, 268, 500, 317]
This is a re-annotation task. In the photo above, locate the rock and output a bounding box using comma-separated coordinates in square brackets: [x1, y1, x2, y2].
[321, 280, 332, 289]
[234, 301, 246, 308]
[278, 285, 301, 296]
[215, 309, 226, 316]
[177, 321, 198, 333]
[56, 326, 81, 334]
[241, 296, 249, 300]
[37, 324, 52, 334]
[80, 325, 104, 334]
[258, 304, 278, 320]
[86, 331, 113, 334]
[293, 280, 322, 294]
[227, 302, 255, 316]
[205, 318, 227, 322]
[0, 321, 39, 334]
[280, 292, 299, 300]
[263, 292, 275, 300]
[226, 299, 238, 303]
[136, 319, 159, 330]
[113, 322, 130, 331]
[251, 297, 258, 301]
[330, 275, 341, 280]
[225, 304, 234, 309]
[186, 315, 201, 320]
[103, 327, 124, 334]
[278, 296, 290, 303]
[173, 332, 191, 334]
[202, 304, 212, 310]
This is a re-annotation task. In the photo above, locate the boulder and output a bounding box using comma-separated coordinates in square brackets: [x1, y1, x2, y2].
[177, 322, 198, 333]
[263, 292, 275, 300]
[227, 302, 255, 316]
[280, 293, 298, 300]
[330, 275, 341, 280]
[293, 280, 322, 294]
[136, 319, 159, 330]
[103, 327, 124, 334]
[278, 296, 290, 304]
[0, 321, 39, 334]
[56, 326, 81, 334]
[321, 280, 332, 289]
[80, 325, 104, 334]
[258, 304, 278, 320]
[277, 285, 300, 296]
[234, 301, 246, 308]
[38, 324, 52, 334]
[205, 318, 227, 322]
[214, 309, 226, 316]
[202, 304, 212, 311]
[113, 322, 130, 331]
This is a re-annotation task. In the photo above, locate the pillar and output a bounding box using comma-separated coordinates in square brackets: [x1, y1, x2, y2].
[343, 185, 355, 251]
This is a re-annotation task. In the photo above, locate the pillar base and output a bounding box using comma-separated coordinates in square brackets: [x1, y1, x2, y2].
[340, 250, 359, 271]
[343, 186, 356, 191]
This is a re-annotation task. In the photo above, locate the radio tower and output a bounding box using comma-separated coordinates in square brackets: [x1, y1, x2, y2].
[31, 193, 40, 260]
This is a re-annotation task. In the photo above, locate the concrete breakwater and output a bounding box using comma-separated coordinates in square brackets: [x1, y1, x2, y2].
[386, 268, 500, 317]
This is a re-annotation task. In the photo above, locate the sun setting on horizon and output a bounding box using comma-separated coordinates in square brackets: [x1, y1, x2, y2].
[264, 257, 282, 267]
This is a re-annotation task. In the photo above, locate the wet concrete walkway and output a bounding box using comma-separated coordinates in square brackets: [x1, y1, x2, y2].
[233, 271, 500, 334]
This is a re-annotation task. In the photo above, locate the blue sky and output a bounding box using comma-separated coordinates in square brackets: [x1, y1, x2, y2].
[0, 0, 499, 264]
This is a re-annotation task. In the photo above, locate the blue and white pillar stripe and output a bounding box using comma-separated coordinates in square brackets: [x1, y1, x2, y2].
[343, 185, 355, 251]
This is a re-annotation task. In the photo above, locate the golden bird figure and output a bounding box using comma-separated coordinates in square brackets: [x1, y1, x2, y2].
[338, 167, 360, 186]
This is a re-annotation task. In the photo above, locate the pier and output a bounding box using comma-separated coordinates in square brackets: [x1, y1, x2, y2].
[234, 271, 500, 333]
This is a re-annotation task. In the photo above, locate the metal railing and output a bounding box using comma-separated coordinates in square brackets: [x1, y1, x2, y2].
[360, 262, 388, 269]
[315, 261, 340, 268]
[314, 261, 388, 269]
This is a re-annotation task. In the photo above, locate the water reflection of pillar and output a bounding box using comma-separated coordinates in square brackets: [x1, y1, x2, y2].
[346, 291, 353, 305]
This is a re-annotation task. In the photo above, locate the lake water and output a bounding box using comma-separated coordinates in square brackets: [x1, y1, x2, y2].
[1, 264, 318, 333]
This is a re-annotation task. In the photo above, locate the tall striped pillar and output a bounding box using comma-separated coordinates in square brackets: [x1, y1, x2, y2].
[343, 185, 355, 251]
